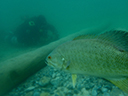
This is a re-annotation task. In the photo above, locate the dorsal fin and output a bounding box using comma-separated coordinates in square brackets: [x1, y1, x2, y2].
[98, 30, 128, 52]
[73, 30, 128, 52]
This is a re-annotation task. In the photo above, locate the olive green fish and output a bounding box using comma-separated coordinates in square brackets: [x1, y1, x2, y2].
[46, 30, 128, 94]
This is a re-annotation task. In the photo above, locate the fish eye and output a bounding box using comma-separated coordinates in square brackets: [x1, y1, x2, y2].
[48, 56, 52, 59]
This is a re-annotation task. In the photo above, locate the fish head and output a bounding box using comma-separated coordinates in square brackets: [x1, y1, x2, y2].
[46, 50, 65, 70]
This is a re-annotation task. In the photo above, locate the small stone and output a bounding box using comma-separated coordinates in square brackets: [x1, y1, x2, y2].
[63, 87, 68, 93]
[56, 73, 61, 76]
[54, 94, 59, 96]
[73, 89, 79, 94]
[104, 85, 112, 90]
[95, 85, 102, 90]
[25, 91, 33, 96]
[103, 92, 110, 96]
[67, 84, 73, 90]
[66, 93, 73, 96]
[39, 76, 51, 87]
[66, 90, 73, 96]
[40, 92, 50, 96]
[54, 68, 58, 72]
[91, 88, 98, 96]
[110, 88, 123, 96]
[25, 86, 35, 91]
[52, 73, 56, 78]
[119, 93, 125, 96]
[101, 88, 108, 93]
[50, 77, 61, 86]
[81, 88, 90, 96]
[73, 94, 77, 96]
[33, 91, 40, 96]
[63, 82, 68, 87]
[77, 84, 82, 90]
[85, 83, 94, 90]
[42, 88, 51, 92]
[38, 88, 42, 92]
[53, 87, 67, 96]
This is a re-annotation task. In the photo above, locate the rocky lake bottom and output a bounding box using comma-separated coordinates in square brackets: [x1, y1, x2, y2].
[5, 65, 127, 96]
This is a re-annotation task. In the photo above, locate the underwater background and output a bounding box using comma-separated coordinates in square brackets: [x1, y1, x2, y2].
[0, 0, 127, 61]
[0, 0, 128, 37]
[0, 0, 128, 96]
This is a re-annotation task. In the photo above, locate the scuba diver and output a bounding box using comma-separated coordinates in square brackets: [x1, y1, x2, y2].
[7, 15, 59, 46]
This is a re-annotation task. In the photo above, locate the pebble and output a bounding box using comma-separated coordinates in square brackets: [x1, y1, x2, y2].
[103, 92, 110, 96]
[77, 84, 82, 90]
[85, 83, 95, 90]
[104, 85, 112, 91]
[66, 83, 73, 89]
[119, 93, 125, 96]
[25, 91, 33, 96]
[81, 88, 90, 96]
[101, 87, 108, 92]
[33, 91, 40, 96]
[52, 73, 56, 78]
[50, 77, 61, 86]
[73, 94, 77, 96]
[91, 88, 98, 96]
[38, 76, 51, 87]
[25, 86, 35, 92]
[66, 93, 73, 96]
[73, 89, 79, 94]
[110, 88, 125, 96]
[40, 92, 50, 96]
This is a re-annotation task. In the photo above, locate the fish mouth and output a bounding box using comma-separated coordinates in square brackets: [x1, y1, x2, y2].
[45, 60, 62, 70]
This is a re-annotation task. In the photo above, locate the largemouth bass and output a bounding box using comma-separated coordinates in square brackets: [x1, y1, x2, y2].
[46, 30, 128, 94]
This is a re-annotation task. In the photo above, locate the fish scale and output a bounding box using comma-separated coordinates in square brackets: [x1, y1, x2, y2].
[52, 39, 128, 76]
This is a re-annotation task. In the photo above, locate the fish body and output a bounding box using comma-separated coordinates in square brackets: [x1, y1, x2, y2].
[46, 30, 128, 94]
[47, 39, 128, 78]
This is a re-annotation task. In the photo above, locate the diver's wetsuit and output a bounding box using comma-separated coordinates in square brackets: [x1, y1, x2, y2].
[14, 15, 59, 45]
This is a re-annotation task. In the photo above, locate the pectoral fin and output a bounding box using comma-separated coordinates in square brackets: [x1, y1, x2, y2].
[72, 74, 77, 88]
[107, 78, 128, 94]
[65, 61, 70, 69]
